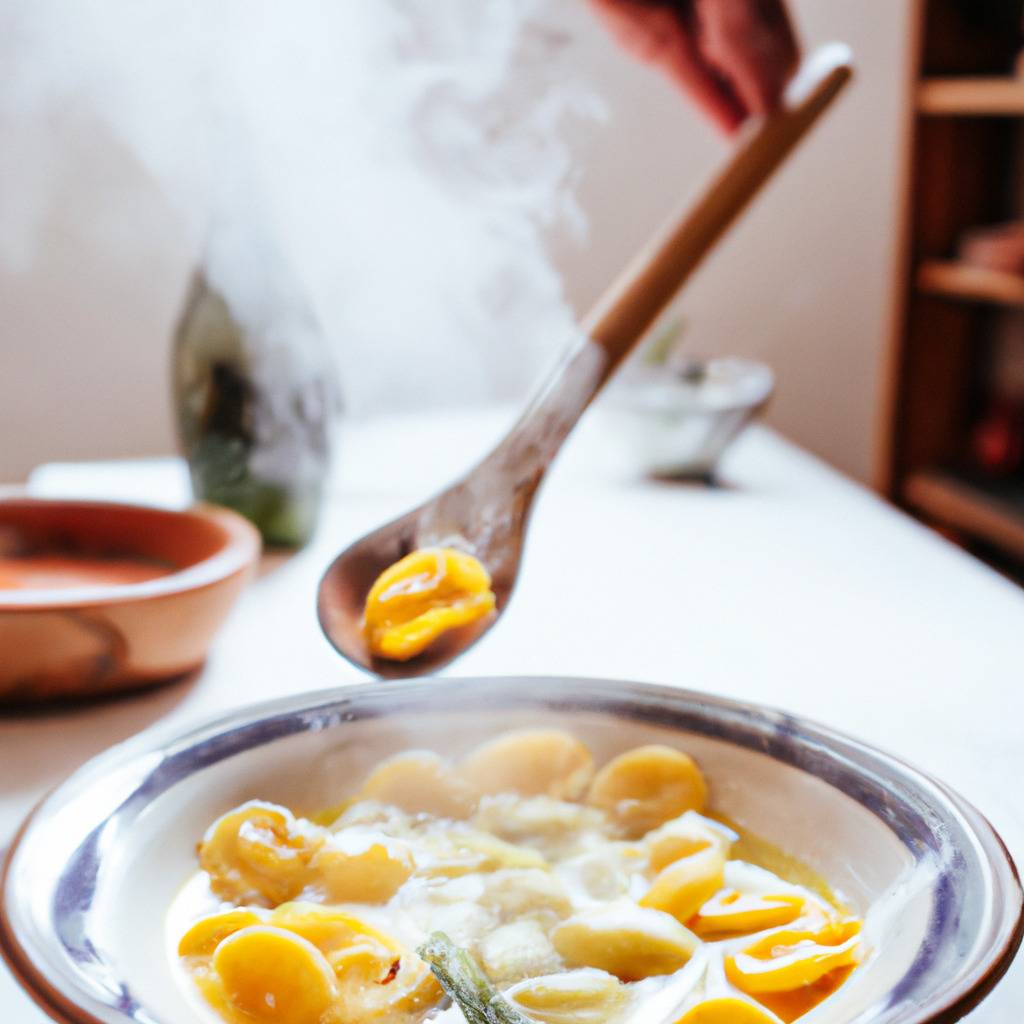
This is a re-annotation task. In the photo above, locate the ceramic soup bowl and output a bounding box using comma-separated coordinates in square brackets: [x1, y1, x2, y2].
[0, 498, 259, 703]
[1, 677, 1020, 1023]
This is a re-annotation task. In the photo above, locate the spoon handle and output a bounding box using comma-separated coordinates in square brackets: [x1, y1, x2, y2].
[484, 45, 851, 487]
[583, 43, 853, 373]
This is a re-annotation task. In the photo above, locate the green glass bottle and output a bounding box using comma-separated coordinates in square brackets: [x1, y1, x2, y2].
[172, 272, 336, 548]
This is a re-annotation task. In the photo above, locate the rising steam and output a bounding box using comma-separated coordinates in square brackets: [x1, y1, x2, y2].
[0, 0, 601, 413]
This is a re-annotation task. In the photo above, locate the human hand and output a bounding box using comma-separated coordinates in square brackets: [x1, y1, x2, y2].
[588, 0, 800, 133]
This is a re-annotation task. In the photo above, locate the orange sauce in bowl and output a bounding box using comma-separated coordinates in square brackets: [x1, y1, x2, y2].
[0, 555, 173, 591]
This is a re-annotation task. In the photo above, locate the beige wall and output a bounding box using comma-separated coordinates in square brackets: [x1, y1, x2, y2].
[0, 1, 915, 483]
[551, 0, 916, 484]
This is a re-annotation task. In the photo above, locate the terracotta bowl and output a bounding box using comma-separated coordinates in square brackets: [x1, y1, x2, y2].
[0, 498, 260, 704]
[1, 678, 1020, 1023]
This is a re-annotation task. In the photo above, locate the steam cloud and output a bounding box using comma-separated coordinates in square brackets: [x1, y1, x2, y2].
[0, 0, 601, 414]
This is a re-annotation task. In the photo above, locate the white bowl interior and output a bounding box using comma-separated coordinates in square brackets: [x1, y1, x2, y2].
[91, 707, 925, 1024]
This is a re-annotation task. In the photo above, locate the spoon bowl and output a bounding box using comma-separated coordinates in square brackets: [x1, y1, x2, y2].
[318, 504, 513, 677]
[318, 46, 853, 677]
[318, 404, 546, 675]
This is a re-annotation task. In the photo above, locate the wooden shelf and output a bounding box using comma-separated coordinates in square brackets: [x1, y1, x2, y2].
[917, 77, 1024, 115]
[905, 471, 1024, 560]
[916, 260, 1024, 307]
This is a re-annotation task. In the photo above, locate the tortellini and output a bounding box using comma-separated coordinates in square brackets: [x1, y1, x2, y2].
[639, 844, 727, 923]
[180, 904, 438, 1024]
[198, 802, 322, 906]
[359, 750, 477, 820]
[177, 909, 267, 958]
[675, 997, 781, 1024]
[644, 810, 734, 872]
[459, 729, 595, 801]
[587, 745, 708, 837]
[212, 925, 338, 1024]
[197, 801, 413, 908]
[725, 920, 863, 994]
[693, 890, 805, 938]
[507, 968, 627, 1024]
[480, 920, 563, 983]
[362, 547, 495, 661]
[176, 730, 863, 1024]
[306, 834, 415, 903]
[552, 902, 700, 980]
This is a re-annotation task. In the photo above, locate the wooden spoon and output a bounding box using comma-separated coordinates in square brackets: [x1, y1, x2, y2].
[318, 45, 853, 677]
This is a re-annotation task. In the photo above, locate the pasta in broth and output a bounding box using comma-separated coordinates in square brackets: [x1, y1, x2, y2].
[171, 729, 864, 1024]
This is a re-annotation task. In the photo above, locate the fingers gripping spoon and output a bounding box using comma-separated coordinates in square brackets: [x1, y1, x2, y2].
[318, 45, 852, 678]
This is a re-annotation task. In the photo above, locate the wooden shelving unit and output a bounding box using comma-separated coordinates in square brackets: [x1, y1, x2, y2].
[917, 260, 1024, 307]
[918, 77, 1024, 115]
[882, 0, 1024, 571]
[905, 471, 1024, 559]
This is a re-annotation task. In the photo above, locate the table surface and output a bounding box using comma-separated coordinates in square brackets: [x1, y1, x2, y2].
[3, 407, 1024, 1022]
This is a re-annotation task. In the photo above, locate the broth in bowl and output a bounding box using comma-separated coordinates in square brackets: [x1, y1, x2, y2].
[170, 729, 865, 1024]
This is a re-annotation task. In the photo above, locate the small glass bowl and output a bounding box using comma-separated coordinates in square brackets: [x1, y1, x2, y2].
[604, 357, 774, 479]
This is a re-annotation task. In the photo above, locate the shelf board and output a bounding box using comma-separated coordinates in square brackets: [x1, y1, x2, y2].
[917, 77, 1024, 115]
[916, 260, 1024, 308]
[905, 471, 1024, 560]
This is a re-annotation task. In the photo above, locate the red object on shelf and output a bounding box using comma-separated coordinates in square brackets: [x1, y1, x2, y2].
[960, 222, 1024, 275]
[972, 398, 1024, 476]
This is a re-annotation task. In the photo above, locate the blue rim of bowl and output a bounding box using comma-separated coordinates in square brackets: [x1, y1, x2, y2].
[1, 676, 1021, 1024]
